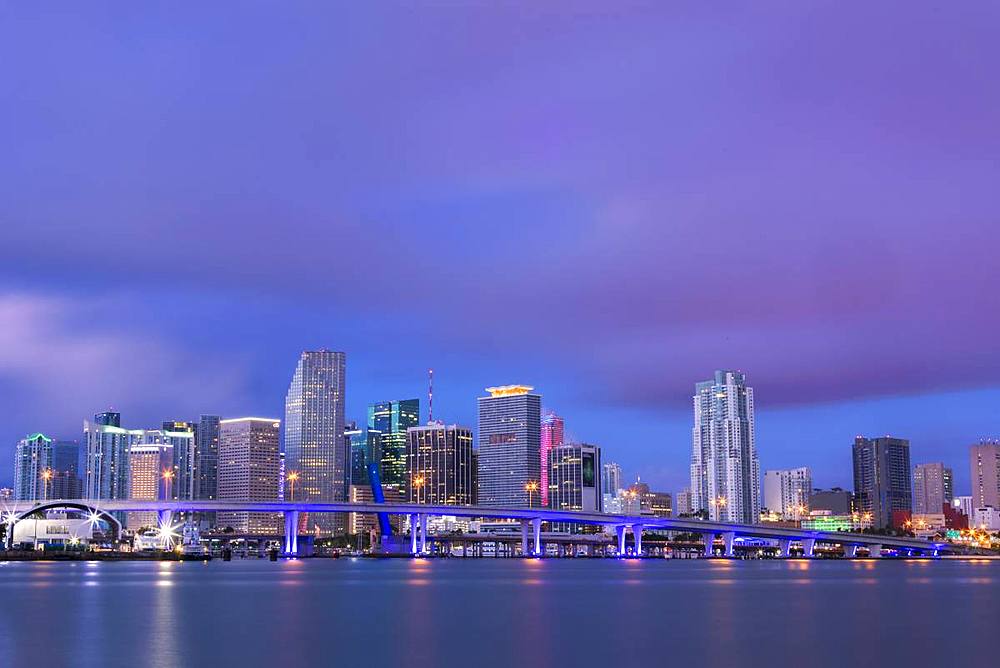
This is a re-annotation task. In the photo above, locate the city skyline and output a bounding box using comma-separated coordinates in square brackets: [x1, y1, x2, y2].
[3, 4, 1000, 497]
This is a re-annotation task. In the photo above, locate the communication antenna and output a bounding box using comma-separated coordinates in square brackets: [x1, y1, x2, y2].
[428, 368, 434, 424]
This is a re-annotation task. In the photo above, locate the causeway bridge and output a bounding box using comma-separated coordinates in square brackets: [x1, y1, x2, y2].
[3, 498, 949, 558]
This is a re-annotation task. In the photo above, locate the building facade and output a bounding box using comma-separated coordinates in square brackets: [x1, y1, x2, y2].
[691, 370, 760, 523]
[763, 467, 813, 519]
[601, 461, 623, 513]
[217, 418, 282, 534]
[810, 488, 853, 515]
[548, 443, 602, 520]
[477, 385, 542, 507]
[852, 436, 912, 529]
[540, 412, 564, 507]
[970, 440, 1000, 510]
[195, 415, 221, 501]
[674, 488, 693, 516]
[14, 433, 53, 501]
[912, 462, 954, 515]
[369, 399, 419, 490]
[127, 442, 173, 529]
[346, 422, 381, 488]
[160, 422, 197, 500]
[405, 423, 475, 506]
[284, 350, 347, 534]
[85, 412, 143, 501]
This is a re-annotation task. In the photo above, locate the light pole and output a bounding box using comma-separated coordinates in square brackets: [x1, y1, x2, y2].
[413, 475, 425, 504]
[40, 469, 53, 501]
[524, 481, 538, 508]
[287, 471, 299, 502]
[162, 469, 174, 500]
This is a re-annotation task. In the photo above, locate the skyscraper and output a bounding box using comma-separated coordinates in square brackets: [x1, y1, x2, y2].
[345, 422, 381, 488]
[548, 443, 602, 528]
[85, 412, 143, 501]
[196, 415, 221, 501]
[540, 412, 564, 507]
[970, 440, 1000, 510]
[405, 423, 475, 505]
[913, 462, 954, 514]
[284, 350, 347, 534]
[14, 433, 52, 501]
[601, 461, 623, 513]
[368, 399, 419, 490]
[127, 441, 173, 529]
[691, 370, 760, 523]
[763, 467, 813, 519]
[853, 436, 912, 529]
[675, 488, 693, 516]
[477, 385, 542, 507]
[162, 421, 197, 500]
[218, 417, 282, 534]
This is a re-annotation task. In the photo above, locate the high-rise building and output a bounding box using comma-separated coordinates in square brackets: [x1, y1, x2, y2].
[691, 370, 760, 523]
[810, 487, 852, 515]
[644, 491, 672, 518]
[369, 399, 419, 490]
[196, 415, 221, 502]
[14, 433, 53, 501]
[601, 461, 623, 512]
[162, 421, 197, 500]
[912, 462, 954, 514]
[405, 423, 475, 505]
[853, 436, 912, 529]
[477, 385, 542, 507]
[675, 488, 693, 516]
[127, 441, 173, 529]
[85, 412, 143, 501]
[218, 418, 282, 534]
[345, 422, 381, 488]
[548, 443, 602, 522]
[763, 468, 813, 519]
[540, 412, 564, 507]
[284, 350, 347, 535]
[970, 440, 1000, 510]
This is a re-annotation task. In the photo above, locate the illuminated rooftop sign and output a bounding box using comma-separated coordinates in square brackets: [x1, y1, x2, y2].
[484, 385, 535, 397]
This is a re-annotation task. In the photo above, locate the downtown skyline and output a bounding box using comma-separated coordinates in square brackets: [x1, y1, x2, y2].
[3, 4, 1000, 494]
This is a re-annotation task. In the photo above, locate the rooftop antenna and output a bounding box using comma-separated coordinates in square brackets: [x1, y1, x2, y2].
[428, 368, 434, 424]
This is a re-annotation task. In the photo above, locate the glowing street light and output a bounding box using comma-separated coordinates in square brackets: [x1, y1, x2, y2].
[524, 481, 539, 508]
[40, 469, 53, 500]
[287, 471, 300, 502]
[161, 469, 175, 500]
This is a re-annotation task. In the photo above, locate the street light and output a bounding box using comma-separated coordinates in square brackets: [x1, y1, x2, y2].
[40, 469, 53, 500]
[525, 481, 539, 508]
[413, 475, 426, 504]
[287, 471, 300, 502]
[161, 469, 174, 500]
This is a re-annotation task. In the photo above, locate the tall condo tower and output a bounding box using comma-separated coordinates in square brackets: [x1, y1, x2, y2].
[691, 370, 760, 523]
[853, 436, 912, 529]
[85, 412, 143, 501]
[284, 350, 347, 535]
[477, 385, 542, 507]
[540, 412, 564, 507]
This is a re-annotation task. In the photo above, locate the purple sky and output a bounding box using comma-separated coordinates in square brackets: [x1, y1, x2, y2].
[2, 3, 999, 493]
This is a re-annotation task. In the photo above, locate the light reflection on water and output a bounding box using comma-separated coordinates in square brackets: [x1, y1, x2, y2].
[0, 559, 997, 668]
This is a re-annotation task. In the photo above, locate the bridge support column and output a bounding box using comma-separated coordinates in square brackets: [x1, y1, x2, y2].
[631, 524, 643, 558]
[801, 538, 816, 558]
[157, 510, 173, 549]
[283, 511, 299, 555]
[521, 520, 530, 555]
[844, 544, 859, 559]
[616, 525, 626, 557]
[868, 544, 882, 558]
[409, 514, 419, 555]
[704, 533, 715, 557]
[777, 539, 791, 558]
[419, 514, 428, 554]
[532, 518, 542, 556]
[722, 532, 735, 557]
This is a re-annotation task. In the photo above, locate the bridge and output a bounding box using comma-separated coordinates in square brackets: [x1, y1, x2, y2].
[3, 498, 950, 558]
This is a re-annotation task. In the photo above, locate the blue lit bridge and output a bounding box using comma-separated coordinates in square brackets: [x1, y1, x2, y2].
[3, 499, 951, 558]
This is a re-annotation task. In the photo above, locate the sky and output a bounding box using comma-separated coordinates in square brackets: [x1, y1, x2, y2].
[1, 2, 999, 494]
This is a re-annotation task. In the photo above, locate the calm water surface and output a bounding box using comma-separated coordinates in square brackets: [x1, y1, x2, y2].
[1, 558, 997, 667]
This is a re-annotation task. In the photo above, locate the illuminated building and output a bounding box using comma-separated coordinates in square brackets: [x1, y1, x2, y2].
[763, 468, 812, 519]
[345, 422, 381, 488]
[218, 418, 282, 534]
[645, 491, 672, 518]
[348, 484, 375, 535]
[810, 488, 852, 515]
[540, 412, 564, 507]
[601, 461, 623, 513]
[284, 350, 347, 535]
[953, 495, 974, 521]
[691, 370, 760, 523]
[85, 412, 143, 501]
[972, 506, 1000, 530]
[195, 415, 221, 501]
[969, 440, 1000, 510]
[548, 443, 601, 531]
[477, 385, 541, 506]
[161, 421, 197, 500]
[800, 513, 854, 532]
[127, 441, 172, 529]
[674, 488, 693, 516]
[405, 423, 475, 505]
[912, 462, 953, 514]
[853, 436, 912, 529]
[14, 433, 53, 501]
[368, 399, 419, 490]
